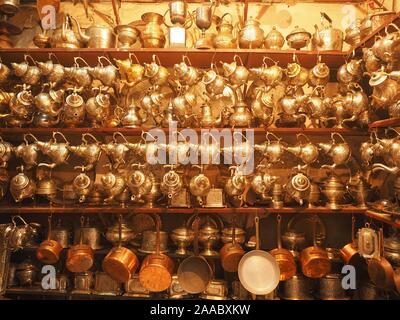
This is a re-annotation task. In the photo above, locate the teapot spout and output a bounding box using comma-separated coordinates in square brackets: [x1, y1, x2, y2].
[69, 15, 90, 43]
[372, 163, 399, 174]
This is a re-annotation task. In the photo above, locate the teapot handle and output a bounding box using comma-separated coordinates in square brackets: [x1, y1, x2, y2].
[141, 130, 157, 142]
[233, 54, 244, 66]
[263, 56, 278, 67]
[24, 54, 37, 66]
[52, 131, 69, 144]
[220, 12, 233, 25]
[152, 54, 162, 67]
[98, 56, 113, 67]
[265, 131, 281, 143]
[296, 133, 310, 144]
[113, 131, 128, 143]
[182, 55, 192, 67]
[74, 56, 90, 68]
[48, 52, 60, 64]
[331, 132, 345, 144]
[82, 133, 100, 144]
[23, 133, 38, 144]
[11, 215, 28, 226]
[233, 130, 248, 142]
[129, 53, 140, 65]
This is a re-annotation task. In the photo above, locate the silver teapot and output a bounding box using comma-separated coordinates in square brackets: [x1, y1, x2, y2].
[311, 12, 343, 51]
[285, 133, 319, 166]
[318, 133, 351, 169]
[62, 87, 86, 128]
[322, 169, 345, 210]
[0, 135, 13, 168]
[67, 133, 102, 171]
[101, 163, 126, 204]
[189, 165, 211, 206]
[9, 84, 34, 120]
[126, 163, 153, 203]
[285, 166, 311, 206]
[10, 166, 36, 203]
[101, 132, 132, 169]
[85, 87, 111, 127]
[72, 166, 93, 203]
[36, 132, 70, 169]
[34, 86, 64, 117]
[87, 56, 118, 87]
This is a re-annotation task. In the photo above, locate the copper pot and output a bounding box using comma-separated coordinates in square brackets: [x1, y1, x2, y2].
[269, 215, 296, 281]
[139, 214, 174, 292]
[36, 215, 63, 265]
[66, 217, 94, 273]
[102, 215, 139, 283]
[340, 216, 362, 266]
[299, 217, 331, 279]
[219, 217, 244, 273]
[368, 228, 394, 290]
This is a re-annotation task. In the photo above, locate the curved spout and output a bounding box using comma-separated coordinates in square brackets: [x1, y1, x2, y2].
[372, 163, 400, 174]
[313, 24, 321, 45]
[69, 15, 90, 43]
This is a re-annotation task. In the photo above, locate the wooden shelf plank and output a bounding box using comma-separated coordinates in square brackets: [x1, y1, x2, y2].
[368, 118, 400, 129]
[365, 210, 400, 229]
[0, 48, 349, 69]
[0, 127, 368, 136]
[0, 205, 365, 215]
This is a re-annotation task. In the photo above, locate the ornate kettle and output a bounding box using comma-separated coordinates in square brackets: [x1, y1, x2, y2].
[285, 133, 319, 165]
[10, 166, 36, 203]
[120, 103, 148, 128]
[285, 166, 311, 206]
[50, 14, 81, 48]
[9, 84, 34, 120]
[199, 103, 224, 128]
[160, 164, 183, 199]
[85, 87, 111, 127]
[318, 133, 351, 169]
[144, 55, 170, 87]
[173, 56, 203, 87]
[62, 87, 86, 128]
[34, 85, 64, 118]
[67, 133, 102, 171]
[87, 56, 118, 87]
[254, 132, 286, 165]
[101, 132, 132, 169]
[250, 87, 274, 127]
[189, 165, 211, 205]
[72, 166, 93, 203]
[250, 57, 283, 87]
[13, 134, 39, 170]
[11, 55, 41, 86]
[37, 54, 65, 85]
[114, 53, 144, 86]
[214, 13, 237, 49]
[312, 12, 343, 51]
[229, 97, 252, 128]
[70, 15, 116, 48]
[36, 132, 70, 169]
[0, 135, 12, 168]
[322, 169, 345, 210]
[126, 163, 153, 202]
[250, 163, 278, 201]
[238, 17, 264, 49]
[64, 57, 92, 88]
[101, 163, 126, 204]
[224, 166, 248, 201]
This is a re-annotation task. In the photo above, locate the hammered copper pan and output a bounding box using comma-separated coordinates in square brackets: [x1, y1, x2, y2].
[102, 214, 139, 283]
[220, 216, 244, 273]
[340, 215, 362, 266]
[269, 215, 296, 281]
[139, 214, 174, 292]
[36, 215, 63, 265]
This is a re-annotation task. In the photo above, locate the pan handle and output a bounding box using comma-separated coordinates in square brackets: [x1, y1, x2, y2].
[277, 214, 282, 249]
[255, 216, 260, 251]
[193, 215, 200, 257]
[351, 215, 355, 246]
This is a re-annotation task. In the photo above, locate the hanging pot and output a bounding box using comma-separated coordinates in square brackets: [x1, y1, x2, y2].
[340, 216, 362, 266]
[36, 215, 63, 265]
[102, 215, 139, 283]
[219, 216, 244, 273]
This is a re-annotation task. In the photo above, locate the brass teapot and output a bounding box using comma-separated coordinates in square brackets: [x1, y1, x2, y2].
[347, 172, 371, 209]
[160, 164, 183, 199]
[101, 163, 126, 204]
[87, 56, 118, 87]
[189, 165, 211, 206]
[101, 132, 132, 169]
[120, 103, 148, 128]
[0, 135, 13, 168]
[50, 14, 81, 48]
[254, 132, 286, 165]
[9, 84, 34, 120]
[10, 166, 36, 203]
[144, 55, 170, 87]
[36, 132, 71, 169]
[318, 133, 351, 169]
[322, 169, 345, 210]
[72, 166, 93, 203]
[64, 57, 92, 88]
[173, 56, 203, 87]
[199, 103, 224, 128]
[214, 13, 237, 49]
[221, 55, 249, 89]
[250, 57, 283, 87]
[34, 85, 64, 118]
[228, 96, 252, 128]
[250, 163, 278, 201]
[37, 54, 65, 85]
[67, 133, 102, 171]
[13, 134, 40, 170]
[250, 86, 274, 127]
[285, 133, 319, 165]
[311, 12, 343, 51]
[62, 87, 86, 128]
[70, 15, 116, 48]
[264, 26, 284, 50]
[11, 55, 41, 86]
[224, 166, 248, 206]
[114, 53, 144, 86]
[285, 166, 311, 206]
[85, 87, 111, 127]
[238, 17, 264, 49]
[126, 163, 153, 202]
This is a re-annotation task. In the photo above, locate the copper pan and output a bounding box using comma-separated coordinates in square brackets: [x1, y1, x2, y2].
[299, 216, 331, 279]
[36, 215, 63, 265]
[269, 215, 296, 281]
[66, 216, 94, 273]
[367, 228, 394, 290]
[394, 268, 400, 294]
[102, 214, 139, 283]
[340, 215, 362, 266]
[177, 215, 212, 294]
[139, 214, 174, 292]
[219, 216, 244, 273]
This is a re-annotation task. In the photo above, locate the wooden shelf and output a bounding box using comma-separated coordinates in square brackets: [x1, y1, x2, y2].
[0, 127, 368, 136]
[0, 48, 349, 69]
[365, 210, 400, 229]
[0, 205, 366, 215]
[368, 118, 400, 130]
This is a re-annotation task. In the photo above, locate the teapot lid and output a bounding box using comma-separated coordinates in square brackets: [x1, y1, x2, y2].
[66, 93, 84, 108]
[312, 63, 330, 79]
[95, 93, 110, 107]
[291, 173, 310, 191]
[286, 63, 302, 78]
[11, 173, 30, 190]
[369, 71, 388, 87]
[101, 172, 116, 188]
[129, 170, 146, 187]
[287, 26, 311, 38]
[267, 26, 282, 36]
[73, 173, 91, 189]
[49, 89, 64, 103]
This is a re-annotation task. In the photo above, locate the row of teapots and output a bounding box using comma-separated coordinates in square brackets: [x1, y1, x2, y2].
[0, 131, 352, 170]
[0, 131, 369, 209]
[0, 55, 369, 129]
